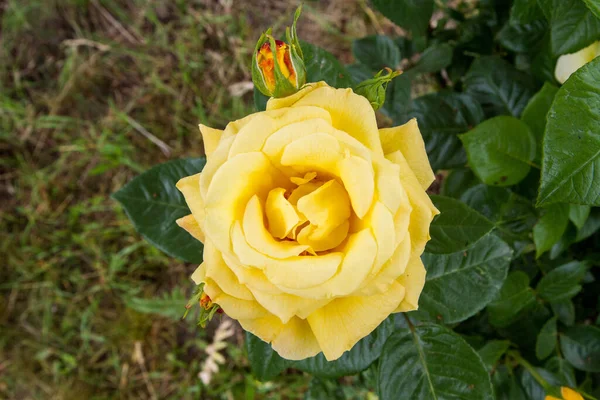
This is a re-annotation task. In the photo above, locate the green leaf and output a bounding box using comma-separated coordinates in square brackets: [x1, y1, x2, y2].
[396, 91, 484, 170]
[533, 203, 570, 258]
[254, 87, 269, 112]
[352, 35, 401, 71]
[370, 0, 434, 37]
[582, 0, 600, 19]
[304, 378, 346, 400]
[124, 288, 187, 320]
[246, 332, 287, 381]
[378, 323, 493, 400]
[497, 19, 548, 53]
[487, 271, 537, 327]
[493, 366, 528, 400]
[520, 366, 562, 400]
[569, 204, 592, 229]
[442, 168, 480, 199]
[461, 184, 537, 241]
[420, 234, 512, 324]
[545, 357, 577, 387]
[536, 316, 558, 360]
[112, 158, 206, 263]
[406, 43, 454, 76]
[545, 0, 600, 56]
[463, 56, 537, 117]
[380, 74, 412, 122]
[536, 261, 588, 302]
[478, 340, 511, 371]
[301, 42, 353, 89]
[511, 0, 544, 24]
[521, 82, 559, 162]
[290, 317, 394, 378]
[551, 300, 576, 326]
[426, 195, 495, 254]
[560, 325, 600, 372]
[460, 116, 536, 187]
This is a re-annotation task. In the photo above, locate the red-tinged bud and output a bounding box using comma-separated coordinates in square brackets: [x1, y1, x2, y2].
[252, 6, 306, 98]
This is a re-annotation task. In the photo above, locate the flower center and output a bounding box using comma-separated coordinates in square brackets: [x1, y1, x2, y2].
[265, 172, 351, 253]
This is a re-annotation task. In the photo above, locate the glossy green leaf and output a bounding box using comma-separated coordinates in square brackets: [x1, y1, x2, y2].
[493, 366, 528, 400]
[511, 0, 544, 24]
[533, 203, 570, 258]
[352, 35, 401, 71]
[463, 56, 537, 117]
[442, 168, 480, 199]
[396, 92, 484, 170]
[539, 55, 600, 203]
[426, 195, 495, 254]
[551, 300, 576, 326]
[406, 43, 454, 76]
[569, 204, 592, 230]
[380, 74, 412, 122]
[378, 323, 493, 400]
[497, 19, 547, 53]
[560, 325, 600, 372]
[521, 82, 559, 162]
[370, 0, 434, 37]
[478, 340, 511, 371]
[520, 366, 562, 400]
[246, 332, 287, 381]
[112, 158, 206, 263]
[536, 316, 558, 360]
[301, 42, 353, 88]
[544, 0, 600, 56]
[290, 317, 394, 378]
[545, 357, 577, 388]
[254, 87, 269, 112]
[460, 116, 536, 187]
[582, 0, 600, 19]
[461, 184, 537, 241]
[536, 261, 588, 302]
[420, 234, 512, 324]
[487, 271, 537, 327]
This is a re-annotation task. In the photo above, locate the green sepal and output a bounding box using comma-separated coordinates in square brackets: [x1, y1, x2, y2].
[354, 68, 402, 110]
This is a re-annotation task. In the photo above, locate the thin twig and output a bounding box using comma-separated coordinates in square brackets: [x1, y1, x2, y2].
[120, 113, 172, 157]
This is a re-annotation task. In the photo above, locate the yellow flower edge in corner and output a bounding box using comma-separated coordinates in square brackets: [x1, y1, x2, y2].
[176, 81, 439, 361]
[555, 41, 600, 84]
[545, 386, 584, 400]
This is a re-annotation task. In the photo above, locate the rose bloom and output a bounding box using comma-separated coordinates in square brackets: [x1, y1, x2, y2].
[176, 82, 438, 361]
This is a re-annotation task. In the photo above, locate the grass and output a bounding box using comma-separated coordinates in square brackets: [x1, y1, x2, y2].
[0, 0, 387, 398]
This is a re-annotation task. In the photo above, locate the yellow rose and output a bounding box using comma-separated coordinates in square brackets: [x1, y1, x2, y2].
[555, 41, 600, 84]
[546, 387, 584, 400]
[176, 82, 439, 361]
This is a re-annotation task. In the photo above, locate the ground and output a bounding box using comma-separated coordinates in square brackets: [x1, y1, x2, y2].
[0, 0, 395, 398]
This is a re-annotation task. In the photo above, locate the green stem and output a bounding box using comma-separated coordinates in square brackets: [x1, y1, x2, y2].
[509, 351, 552, 392]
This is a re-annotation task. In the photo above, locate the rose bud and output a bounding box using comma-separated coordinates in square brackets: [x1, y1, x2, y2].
[252, 7, 306, 98]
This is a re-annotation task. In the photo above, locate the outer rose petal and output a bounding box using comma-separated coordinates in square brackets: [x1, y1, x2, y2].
[176, 214, 205, 243]
[307, 281, 406, 360]
[379, 118, 436, 189]
[386, 150, 439, 254]
[395, 253, 427, 312]
[199, 124, 223, 157]
[271, 317, 322, 360]
[268, 82, 384, 155]
[176, 173, 205, 236]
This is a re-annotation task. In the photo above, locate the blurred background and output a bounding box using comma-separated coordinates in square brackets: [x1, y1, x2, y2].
[0, 0, 416, 398]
